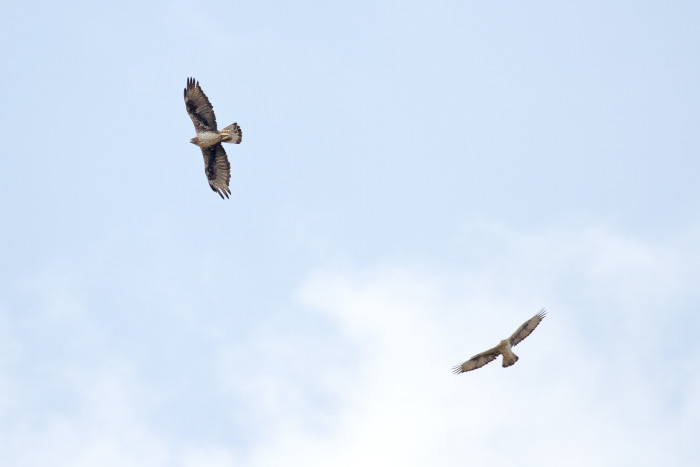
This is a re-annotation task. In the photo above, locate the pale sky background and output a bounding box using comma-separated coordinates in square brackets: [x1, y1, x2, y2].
[1, 1, 699, 465]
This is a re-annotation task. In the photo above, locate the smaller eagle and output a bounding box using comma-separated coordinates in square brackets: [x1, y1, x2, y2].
[452, 309, 546, 374]
[184, 77, 243, 199]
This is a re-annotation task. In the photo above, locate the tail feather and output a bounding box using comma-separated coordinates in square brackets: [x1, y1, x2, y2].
[502, 354, 519, 367]
[219, 123, 242, 144]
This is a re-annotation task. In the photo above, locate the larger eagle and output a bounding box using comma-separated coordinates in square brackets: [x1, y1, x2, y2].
[184, 77, 242, 199]
[452, 309, 546, 374]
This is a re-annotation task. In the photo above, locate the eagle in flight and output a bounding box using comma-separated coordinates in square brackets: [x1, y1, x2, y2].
[184, 77, 242, 199]
[452, 309, 546, 374]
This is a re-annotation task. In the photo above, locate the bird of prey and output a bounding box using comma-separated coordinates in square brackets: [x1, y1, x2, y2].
[452, 309, 546, 374]
[184, 77, 242, 199]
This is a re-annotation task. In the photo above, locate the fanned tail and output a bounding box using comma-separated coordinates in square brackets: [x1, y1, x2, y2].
[502, 354, 519, 367]
[219, 123, 242, 144]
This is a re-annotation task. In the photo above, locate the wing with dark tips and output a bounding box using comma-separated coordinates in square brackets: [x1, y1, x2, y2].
[201, 143, 231, 199]
[185, 77, 217, 132]
[508, 309, 547, 347]
[452, 346, 501, 374]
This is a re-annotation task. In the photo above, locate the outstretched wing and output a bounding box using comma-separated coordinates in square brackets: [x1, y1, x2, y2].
[201, 143, 231, 199]
[185, 77, 217, 132]
[452, 346, 501, 374]
[508, 309, 546, 347]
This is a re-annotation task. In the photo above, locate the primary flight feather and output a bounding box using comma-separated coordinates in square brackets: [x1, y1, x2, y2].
[452, 309, 546, 374]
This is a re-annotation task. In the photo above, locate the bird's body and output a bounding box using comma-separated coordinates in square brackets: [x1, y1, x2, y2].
[452, 309, 546, 374]
[184, 77, 242, 199]
[496, 339, 518, 367]
[190, 131, 226, 148]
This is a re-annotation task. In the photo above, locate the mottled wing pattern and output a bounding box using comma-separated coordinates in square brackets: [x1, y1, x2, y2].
[452, 346, 501, 374]
[201, 143, 231, 199]
[185, 77, 217, 132]
[508, 309, 547, 347]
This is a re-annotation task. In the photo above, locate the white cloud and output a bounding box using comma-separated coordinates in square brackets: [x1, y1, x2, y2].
[233, 224, 700, 466]
[1, 224, 698, 466]
[1, 358, 170, 467]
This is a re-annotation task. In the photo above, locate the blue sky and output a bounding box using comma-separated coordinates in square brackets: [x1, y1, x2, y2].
[1, 1, 699, 465]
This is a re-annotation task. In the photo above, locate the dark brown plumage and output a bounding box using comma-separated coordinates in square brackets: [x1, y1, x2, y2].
[452, 309, 546, 374]
[184, 78, 242, 199]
